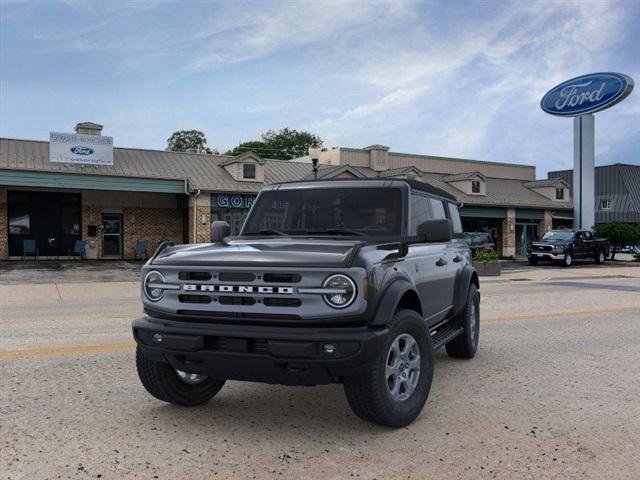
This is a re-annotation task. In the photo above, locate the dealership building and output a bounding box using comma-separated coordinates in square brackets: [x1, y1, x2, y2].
[1, 122, 577, 260]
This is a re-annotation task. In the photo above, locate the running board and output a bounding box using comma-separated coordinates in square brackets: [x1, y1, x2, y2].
[431, 325, 464, 350]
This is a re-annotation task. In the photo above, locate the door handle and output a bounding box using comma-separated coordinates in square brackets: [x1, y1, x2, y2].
[436, 258, 448, 267]
[453, 255, 462, 263]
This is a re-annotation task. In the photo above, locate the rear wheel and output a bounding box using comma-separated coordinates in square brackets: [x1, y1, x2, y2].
[343, 310, 434, 428]
[136, 347, 226, 406]
[446, 284, 480, 359]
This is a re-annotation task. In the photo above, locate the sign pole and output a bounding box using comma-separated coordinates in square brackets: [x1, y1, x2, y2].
[573, 114, 595, 229]
[541, 72, 633, 231]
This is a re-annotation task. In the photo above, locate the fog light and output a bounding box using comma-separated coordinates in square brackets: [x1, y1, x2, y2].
[152, 333, 163, 344]
[323, 343, 336, 354]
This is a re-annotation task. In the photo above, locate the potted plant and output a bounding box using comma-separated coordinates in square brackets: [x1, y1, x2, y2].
[472, 251, 501, 276]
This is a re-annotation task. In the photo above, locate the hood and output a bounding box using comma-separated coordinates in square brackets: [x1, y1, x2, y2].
[151, 238, 364, 268]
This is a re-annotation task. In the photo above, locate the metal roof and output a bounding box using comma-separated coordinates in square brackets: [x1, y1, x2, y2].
[443, 171, 486, 182]
[523, 178, 568, 188]
[0, 137, 311, 193]
[0, 137, 573, 210]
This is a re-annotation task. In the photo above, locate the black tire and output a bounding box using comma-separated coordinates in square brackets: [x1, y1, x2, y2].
[528, 256, 539, 265]
[445, 284, 480, 359]
[594, 250, 606, 264]
[136, 347, 226, 406]
[562, 253, 573, 267]
[343, 310, 434, 428]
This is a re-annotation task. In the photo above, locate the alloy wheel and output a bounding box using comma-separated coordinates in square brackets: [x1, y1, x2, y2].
[385, 333, 421, 402]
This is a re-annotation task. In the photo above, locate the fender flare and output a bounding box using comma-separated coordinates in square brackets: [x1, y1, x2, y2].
[370, 278, 421, 327]
[452, 265, 480, 316]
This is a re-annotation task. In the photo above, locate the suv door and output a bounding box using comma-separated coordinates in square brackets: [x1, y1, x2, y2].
[408, 193, 453, 322]
[423, 198, 457, 320]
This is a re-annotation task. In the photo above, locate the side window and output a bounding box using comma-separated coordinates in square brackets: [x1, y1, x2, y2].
[429, 198, 446, 220]
[446, 202, 463, 234]
[410, 194, 432, 234]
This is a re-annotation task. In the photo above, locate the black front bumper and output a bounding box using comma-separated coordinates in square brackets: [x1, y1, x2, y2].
[132, 316, 389, 386]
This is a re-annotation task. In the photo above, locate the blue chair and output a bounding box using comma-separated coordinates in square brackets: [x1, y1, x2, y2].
[133, 240, 149, 259]
[68, 240, 86, 260]
[22, 239, 38, 261]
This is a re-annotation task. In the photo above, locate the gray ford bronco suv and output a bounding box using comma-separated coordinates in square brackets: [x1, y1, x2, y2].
[133, 179, 480, 427]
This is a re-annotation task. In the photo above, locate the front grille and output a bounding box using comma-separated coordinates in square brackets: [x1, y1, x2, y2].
[179, 271, 212, 281]
[219, 296, 256, 306]
[219, 272, 256, 282]
[263, 297, 301, 307]
[535, 245, 553, 252]
[179, 295, 212, 304]
[263, 273, 301, 283]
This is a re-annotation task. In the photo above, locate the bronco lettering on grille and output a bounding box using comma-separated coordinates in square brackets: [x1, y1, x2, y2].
[182, 284, 294, 294]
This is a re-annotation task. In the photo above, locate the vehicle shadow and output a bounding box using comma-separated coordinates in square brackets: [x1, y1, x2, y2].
[136, 350, 471, 438]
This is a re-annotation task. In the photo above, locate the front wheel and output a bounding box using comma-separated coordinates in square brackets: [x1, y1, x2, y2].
[561, 253, 573, 267]
[528, 256, 539, 265]
[136, 347, 226, 406]
[343, 310, 434, 428]
[594, 250, 606, 264]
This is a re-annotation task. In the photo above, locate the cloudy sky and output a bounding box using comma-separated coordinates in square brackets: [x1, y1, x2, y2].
[1, 0, 638, 176]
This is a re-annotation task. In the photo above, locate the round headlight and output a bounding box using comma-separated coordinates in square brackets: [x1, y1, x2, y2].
[322, 274, 356, 309]
[144, 270, 166, 302]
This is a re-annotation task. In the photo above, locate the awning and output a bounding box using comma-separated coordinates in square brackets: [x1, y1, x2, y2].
[0, 169, 186, 194]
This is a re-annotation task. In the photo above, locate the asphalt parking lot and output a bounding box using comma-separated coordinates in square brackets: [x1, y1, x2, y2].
[1, 261, 639, 479]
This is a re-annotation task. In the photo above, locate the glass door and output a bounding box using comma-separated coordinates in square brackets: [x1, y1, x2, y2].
[516, 223, 539, 257]
[102, 213, 123, 259]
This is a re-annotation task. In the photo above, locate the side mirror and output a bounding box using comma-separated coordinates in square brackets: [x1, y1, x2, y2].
[417, 219, 452, 243]
[211, 221, 230, 243]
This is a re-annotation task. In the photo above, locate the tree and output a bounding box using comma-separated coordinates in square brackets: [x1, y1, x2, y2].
[225, 141, 269, 157]
[594, 222, 640, 260]
[167, 130, 217, 154]
[225, 128, 322, 160]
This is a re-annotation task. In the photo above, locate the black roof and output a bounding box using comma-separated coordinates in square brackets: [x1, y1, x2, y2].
[269, 177, 458, 202]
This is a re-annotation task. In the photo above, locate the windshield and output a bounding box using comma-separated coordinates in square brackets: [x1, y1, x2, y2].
[241, 187, 403, 237]
[542, 231, 574, 241]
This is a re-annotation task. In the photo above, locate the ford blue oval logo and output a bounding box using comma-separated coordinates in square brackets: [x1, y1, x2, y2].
[541, 72, 633, 116]
[70, 146, 95, 155]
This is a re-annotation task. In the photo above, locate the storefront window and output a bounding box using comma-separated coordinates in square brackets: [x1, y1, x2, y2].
[211, 193, 257, 235]
[9, 209, 30, 234]
[8, 191, 81, 257]
[8, 192, 30, 234]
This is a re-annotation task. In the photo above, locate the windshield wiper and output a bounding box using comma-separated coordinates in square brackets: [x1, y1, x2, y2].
[305, 229, 366, 237]
[243, 229, 288, 236]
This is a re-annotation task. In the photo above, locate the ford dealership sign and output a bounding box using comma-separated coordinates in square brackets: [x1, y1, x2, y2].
[541, 72, 634, 116]
[50, 132, 114, 165]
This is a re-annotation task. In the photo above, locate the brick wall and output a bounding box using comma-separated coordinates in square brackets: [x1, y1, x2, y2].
[188, 206, 212, 244]
[123, 206, 182, 258]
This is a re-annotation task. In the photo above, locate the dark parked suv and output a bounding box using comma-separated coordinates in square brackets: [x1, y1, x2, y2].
[133, 179, 480, 427]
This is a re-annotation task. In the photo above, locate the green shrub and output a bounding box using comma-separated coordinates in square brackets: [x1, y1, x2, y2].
[594, 222, 640, 260]
[473, 251, 499, 263]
